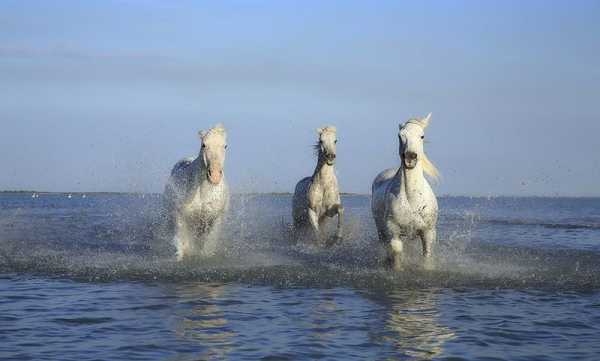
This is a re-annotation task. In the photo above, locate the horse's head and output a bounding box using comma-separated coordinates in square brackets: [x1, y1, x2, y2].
[315, 126, 337, 165]
[199, 124, 227, 185]
[399, 113, 439, 178]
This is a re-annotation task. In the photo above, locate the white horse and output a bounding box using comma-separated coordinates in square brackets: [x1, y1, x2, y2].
[292, 126, 344, 245]
[163, 124, 229, 260]
[371, 113, 439, 270]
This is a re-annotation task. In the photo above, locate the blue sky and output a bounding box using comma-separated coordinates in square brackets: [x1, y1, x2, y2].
[1, 0, 599, 195]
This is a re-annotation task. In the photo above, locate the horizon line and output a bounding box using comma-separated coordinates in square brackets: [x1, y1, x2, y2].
[2, 190, 599, 199]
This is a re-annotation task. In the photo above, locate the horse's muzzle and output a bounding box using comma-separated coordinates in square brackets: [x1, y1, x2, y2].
[207, 167, 223, 184]
[402, 151, 418, 169]
[325, 154, 336, 165]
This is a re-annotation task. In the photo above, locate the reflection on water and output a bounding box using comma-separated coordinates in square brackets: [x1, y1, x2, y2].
[309, 298, 342, 342]
[174, 283, 236, 360]
[3, 276, 600, 360]
[167, 283, 455, 360]
[369, 289, 455, 360]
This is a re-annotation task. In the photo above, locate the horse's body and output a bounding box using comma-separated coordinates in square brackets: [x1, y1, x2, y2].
[292, 126, 344, 244]
[163, 125, 229, 260]
[371, 114, 439, 270]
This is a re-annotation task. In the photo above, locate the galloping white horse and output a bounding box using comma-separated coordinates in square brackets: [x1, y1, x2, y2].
[163, 124, 229, 260]
[292, 126, 344, 244]
[371, 114, 439, 270]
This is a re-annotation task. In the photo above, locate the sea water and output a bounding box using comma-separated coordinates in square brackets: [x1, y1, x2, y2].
[1, 193, 600, 360]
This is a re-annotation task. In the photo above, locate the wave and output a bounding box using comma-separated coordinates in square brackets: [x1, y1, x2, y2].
[480, 218, 600, 231]
[440, 213, 600, 231]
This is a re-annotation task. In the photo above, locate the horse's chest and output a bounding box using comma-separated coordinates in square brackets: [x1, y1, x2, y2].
[183, 189, 225, 219]
[309, 185, 339, 214]
[322, 189, 339, 208]
[388, 195, 431, 230]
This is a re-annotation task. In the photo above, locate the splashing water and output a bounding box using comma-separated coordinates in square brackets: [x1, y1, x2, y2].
[1, 193, 599, 290]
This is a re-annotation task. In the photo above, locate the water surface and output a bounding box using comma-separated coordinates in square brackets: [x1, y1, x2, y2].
[1, 194, 599, 360]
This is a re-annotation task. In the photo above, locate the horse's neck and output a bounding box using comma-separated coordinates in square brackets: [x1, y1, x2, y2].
[398, 163, 425, 203]
[312, 157, 337, 188]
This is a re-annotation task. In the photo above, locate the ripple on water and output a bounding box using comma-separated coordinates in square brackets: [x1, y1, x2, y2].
[52, 317, 115, 325]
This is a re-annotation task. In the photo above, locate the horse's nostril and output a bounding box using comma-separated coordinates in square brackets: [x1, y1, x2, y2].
[405, 152, 418, 160]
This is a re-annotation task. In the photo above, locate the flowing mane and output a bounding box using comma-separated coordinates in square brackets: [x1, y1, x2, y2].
[421, 152, 440, 181]
[312, 142, 321, 156]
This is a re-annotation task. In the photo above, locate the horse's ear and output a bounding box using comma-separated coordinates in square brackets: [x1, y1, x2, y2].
[198, 130, 207, 140]
[419, 113, 432, 129]
[316, 127, 324, 135]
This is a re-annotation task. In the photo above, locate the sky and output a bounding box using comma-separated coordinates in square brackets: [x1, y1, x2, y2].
[1, 0, 599, 196]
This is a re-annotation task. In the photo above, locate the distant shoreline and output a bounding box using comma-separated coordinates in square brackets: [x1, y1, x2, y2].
[1, 190, 599, 199]
[0, 190, 147, 196]
[0, 190, 361, 196]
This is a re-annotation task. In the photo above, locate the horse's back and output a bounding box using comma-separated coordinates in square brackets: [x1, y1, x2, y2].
[371, 168, 399, 236]
[294, 176, 312, 194]
[170, 157, 195, 177]
[168, 157, 196, 187]
[292, 176, 312, 224]
[372, 168, 398, 196]
[163, 157, 196, 207]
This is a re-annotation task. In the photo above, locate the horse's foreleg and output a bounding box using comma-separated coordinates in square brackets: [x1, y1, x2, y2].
[335, 205, 344, 240]
[420, 228, 436, 270]
[174, 218, 191, 261]
[384, 219, 404, 270]
[202, 217, 223, 257]
[389, 237, 404, 271]
[374, 220, 386, 242]
[307, 208, 321, 243]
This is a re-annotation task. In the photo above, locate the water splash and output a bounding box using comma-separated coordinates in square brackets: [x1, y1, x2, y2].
[1, 194, 599, 290]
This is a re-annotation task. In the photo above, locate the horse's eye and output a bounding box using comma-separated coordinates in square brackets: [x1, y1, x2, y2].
[224, 145, 228, 149]
[202, 144, 206, 148]
[421, 136, 425, 139]
[335, 140, 338, 144]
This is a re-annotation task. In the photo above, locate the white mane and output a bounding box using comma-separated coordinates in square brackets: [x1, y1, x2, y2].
[422, 152, 440, 181]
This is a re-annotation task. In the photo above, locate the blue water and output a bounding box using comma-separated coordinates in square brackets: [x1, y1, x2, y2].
[1, 193, 600, 360]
